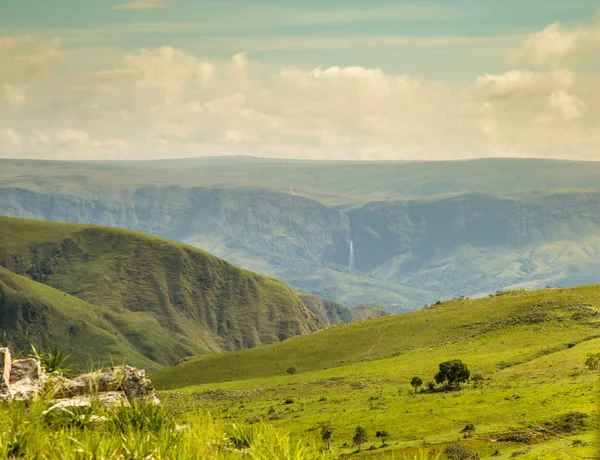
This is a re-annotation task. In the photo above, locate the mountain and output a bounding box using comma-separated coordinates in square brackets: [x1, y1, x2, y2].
[2, 157, 600, 310]
[0, 217, 334, 370]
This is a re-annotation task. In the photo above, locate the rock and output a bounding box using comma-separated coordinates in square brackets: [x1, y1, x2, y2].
[11, 377, 44, 401]
[10, 358, 42, 384]
[9, 358, 44, 401]
[44, 391, 129, 419]
[74, 369, 120, 393]
[120, 366, 160, 404]
[48, 375, 86, 399]
[0, 348, 11, 401]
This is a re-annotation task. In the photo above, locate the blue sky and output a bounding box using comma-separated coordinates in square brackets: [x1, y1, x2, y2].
[0, 0, 599, 161]
[2, 0, 598, 82]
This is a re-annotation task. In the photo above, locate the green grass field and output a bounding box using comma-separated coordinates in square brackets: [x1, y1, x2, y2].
[155, 287, 600, 459]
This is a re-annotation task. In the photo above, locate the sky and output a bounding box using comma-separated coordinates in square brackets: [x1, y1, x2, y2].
[0, 0, 599, 161]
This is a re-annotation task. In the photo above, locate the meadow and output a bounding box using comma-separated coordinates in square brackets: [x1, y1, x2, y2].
[156, 287, 600, 459]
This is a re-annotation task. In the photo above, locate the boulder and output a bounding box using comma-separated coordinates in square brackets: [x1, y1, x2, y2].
[10, 358, 42, 384]
[9, 358, 44, 401]
[74, 369, 120, 393]
[120, 366, 160, 404]
[43, 391, 129, 419]
[0, 348, 11, 401]
[73, 366, 159, 404]
[48, 374, 87, 399]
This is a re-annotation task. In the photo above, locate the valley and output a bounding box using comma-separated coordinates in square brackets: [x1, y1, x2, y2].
[3, 158, 600, 311]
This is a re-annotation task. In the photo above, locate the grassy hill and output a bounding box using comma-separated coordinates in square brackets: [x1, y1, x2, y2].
[154, 286, 600, 458]
[0, 216, 328, 370]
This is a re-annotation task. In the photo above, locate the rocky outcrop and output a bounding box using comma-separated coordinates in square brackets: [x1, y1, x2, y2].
[0, 348, 159, 407]
[0, 348, 11, 400]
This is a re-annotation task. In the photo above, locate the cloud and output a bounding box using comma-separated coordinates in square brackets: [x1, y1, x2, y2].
[1, 85, 28, 107]
[112, 0, 166, 11]
[0, 36, 63, 83]
[549, 91, 588, 120]
[1, 22, 600, 162]
[513, 15, 600, 64]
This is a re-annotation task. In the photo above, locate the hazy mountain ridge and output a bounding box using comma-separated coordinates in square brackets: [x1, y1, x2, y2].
[2, 158, 600, 310]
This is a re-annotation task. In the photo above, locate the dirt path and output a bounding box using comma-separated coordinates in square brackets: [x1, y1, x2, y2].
[366, 327, 383, 359]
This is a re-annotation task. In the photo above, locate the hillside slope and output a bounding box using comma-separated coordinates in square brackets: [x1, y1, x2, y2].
[0, 267, 162, 371]
[155, 285, 600, 459]
[154, 285, 600, 387]
[0, 217, 324, 369]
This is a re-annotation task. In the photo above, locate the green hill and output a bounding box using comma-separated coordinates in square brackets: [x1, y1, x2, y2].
[153, 285, 600, 387]
[0, 217, 329, 370]
[154, 286, 600, 459]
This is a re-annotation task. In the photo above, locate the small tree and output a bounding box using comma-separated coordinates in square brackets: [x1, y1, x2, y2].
[320, 423, 334, 450]
[353, 426, 369, 451]
[435, 359, 470, 389]
[585, 353, 600, 371]
[410, 376, 423, 393]
[375, 430, 390, 446]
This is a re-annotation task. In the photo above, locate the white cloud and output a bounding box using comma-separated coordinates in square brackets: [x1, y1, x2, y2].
[112, 0, 166, 11]
[549, 91, 588, 120]
[513, 15, 600, 64]
[1, 20, 600, 162]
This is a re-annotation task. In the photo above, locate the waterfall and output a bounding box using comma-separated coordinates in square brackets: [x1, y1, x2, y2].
[349, 240, 355, 271]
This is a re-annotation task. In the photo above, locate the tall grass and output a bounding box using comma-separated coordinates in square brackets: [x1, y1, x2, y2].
[0, 398, 337, 459]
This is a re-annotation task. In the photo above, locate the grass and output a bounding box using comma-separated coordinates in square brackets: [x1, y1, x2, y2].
[154, 286, 600, 458]
[0, 398, 336, 459]
[0, 217, 329, 370]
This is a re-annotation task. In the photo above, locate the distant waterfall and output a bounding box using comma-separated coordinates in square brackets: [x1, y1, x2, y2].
[349, 240, 355, 271]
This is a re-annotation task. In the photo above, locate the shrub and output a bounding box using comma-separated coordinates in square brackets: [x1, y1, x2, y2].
[585, 353, 600, 370]
[445, 442, 480, 459]
[319, 422, 335, 450]
[30, 344, 71, 375]
[286, 366, 296, 375]
[375, 429, 390, 446]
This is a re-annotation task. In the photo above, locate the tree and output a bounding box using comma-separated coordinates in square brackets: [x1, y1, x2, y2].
[410, 376, 423, 393]
[375, 430, 390, 446]
[434, 360, 470, 389]
[585, 353, 600, 371]
[353, 426, 369, 450]
[320, 423, 335, 450]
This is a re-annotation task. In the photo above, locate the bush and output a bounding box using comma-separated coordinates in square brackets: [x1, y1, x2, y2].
[286, 366, 296, 375]
[445, 442, 480, 459]
[375, 429, 390, 446]
[585, 353, 600, 370]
